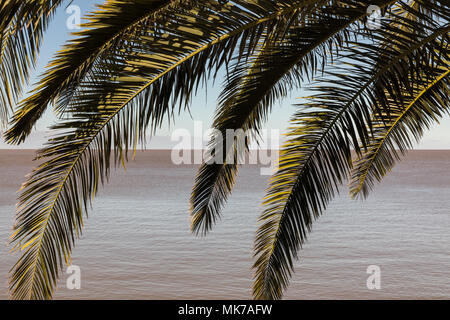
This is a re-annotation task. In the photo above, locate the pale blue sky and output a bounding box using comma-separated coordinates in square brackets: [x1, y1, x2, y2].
[1, 0, 448, 149]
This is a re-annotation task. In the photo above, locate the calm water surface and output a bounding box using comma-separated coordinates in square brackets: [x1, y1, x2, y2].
[0, 150, 449, 299]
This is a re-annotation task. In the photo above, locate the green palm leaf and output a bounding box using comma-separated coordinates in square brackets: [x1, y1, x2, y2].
[0, 0, 64, 127]
[253, 2, 449, 299]
[190, 0, 402, 235]
[349, 2, 450, 198]
[7, 0, 449, 301]
[5, 0, 328, 145]
[9, 0, 324, 300]
[350, 67, 450, 198]
[4, 0, 181, 144]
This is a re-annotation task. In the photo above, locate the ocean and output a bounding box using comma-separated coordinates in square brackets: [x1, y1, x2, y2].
[0, 150, 449, 299]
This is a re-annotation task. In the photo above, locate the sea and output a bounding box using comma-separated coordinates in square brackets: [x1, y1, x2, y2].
[0, 150, 449, 299]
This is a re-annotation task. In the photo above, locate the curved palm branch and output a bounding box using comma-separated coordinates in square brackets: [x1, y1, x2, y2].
[5, 0, 325, 144]
[0, 0, 64, 127]
[253, 4, 449, 299]
[350, 67, 450, 198]
[190, 0, 402, 235]
[348, 2, 450, 199]
[5, 0, 185, 144]
[9, 0, 324, 300]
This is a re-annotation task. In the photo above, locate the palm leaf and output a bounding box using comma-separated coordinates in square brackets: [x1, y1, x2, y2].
[9, 0, 325, 300]
[253, 2, 449, 299]
[350, 66, 450, 198]
[0, 0, 64, 128]
[349, 2, 450, 198]
[5, 0, 328, 144]
[190, 0, 401, 235]
[4, 0, 182, 143]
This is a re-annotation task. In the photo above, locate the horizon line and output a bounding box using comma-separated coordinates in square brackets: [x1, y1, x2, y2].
[2, 148, 450, 151]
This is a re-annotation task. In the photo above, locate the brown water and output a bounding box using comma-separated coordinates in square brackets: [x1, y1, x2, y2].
[0, 150, 449, 299]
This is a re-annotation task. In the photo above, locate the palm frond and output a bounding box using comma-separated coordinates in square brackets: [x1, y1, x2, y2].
[0, 0, 64, 128]
[253, 1, 449, 300]
[9, 0, 325, 300]
[349, 1, 450, 198]
[190, 0, 401, 235]
[350, 67, 450, 198]
[4, 0, 183, 144]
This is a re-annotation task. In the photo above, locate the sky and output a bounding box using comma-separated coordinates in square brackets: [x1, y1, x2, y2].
[1, 0, 448, 149]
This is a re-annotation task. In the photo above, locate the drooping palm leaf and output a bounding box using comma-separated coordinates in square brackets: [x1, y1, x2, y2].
[5, 0, 327, 144]
[350, 67, 450, 198]
[190, 0, 403, 235]
[9, 0, 328, 300]
[0, 0, 65, 127]
[253, 2, 449, 299]
[4, 0, 186, 144]
[349, 2, 450, 199]
[8, 0, 449, 301]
